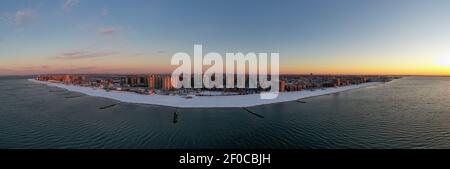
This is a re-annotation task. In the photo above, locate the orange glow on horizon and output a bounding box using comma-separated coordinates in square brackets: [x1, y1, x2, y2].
[1, 53, 450, 76]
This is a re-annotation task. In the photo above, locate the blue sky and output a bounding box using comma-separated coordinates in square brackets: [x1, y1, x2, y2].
[1, 0, 450, 75]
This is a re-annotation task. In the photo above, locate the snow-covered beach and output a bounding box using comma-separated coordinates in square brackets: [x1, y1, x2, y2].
[29, 79, 382, 108]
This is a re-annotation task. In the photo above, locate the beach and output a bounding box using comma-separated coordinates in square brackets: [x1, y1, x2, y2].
[29, 79, 382, 108]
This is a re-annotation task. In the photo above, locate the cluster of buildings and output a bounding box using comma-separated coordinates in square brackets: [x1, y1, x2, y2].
[36, 75, 88, 85]
[36, 74, 174, 95]
[36, 74, 396, 95]
[279, 76, 368, 92]
[120, 75, 174, 90]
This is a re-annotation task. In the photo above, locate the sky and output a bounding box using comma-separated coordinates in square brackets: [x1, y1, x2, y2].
[1, 0, 450, 76]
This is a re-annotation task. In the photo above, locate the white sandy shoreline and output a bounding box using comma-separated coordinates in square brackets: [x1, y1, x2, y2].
[29, 79, 382, 108]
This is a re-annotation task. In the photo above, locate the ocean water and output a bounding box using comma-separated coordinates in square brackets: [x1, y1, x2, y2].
[0, 76, 449, 149]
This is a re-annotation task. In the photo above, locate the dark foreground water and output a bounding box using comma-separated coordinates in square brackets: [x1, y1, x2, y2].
[1, 77, 450, 149]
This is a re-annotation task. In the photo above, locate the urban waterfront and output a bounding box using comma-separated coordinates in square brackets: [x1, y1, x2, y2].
[1, 76, 450, 149]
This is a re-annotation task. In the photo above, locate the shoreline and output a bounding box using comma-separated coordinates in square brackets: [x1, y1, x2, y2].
[29, 79, 383, 108]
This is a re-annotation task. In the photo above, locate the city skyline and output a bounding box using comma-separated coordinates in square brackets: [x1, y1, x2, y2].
[2, 0, 450, 76]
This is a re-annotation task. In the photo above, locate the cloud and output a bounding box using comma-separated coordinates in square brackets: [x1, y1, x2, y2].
[101, 8, 108, 16]
[0, 13, 14, 26]
[50, 51, 117, 60]
[19, 65, 51, 72]
[62, 0, 79, 12]
[97, 26, 121, 35]
[1, 9, 35, 29]
[133, 53, 144, 56]
[15, 9, 35, 28]
[55, 66, 99, 73]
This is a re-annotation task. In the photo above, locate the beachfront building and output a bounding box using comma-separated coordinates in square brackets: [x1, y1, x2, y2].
[163, 76, 173, 91]
[148, 75, 157, 91]
[148, 74, 173, 92]
[279, 80, 286, 92]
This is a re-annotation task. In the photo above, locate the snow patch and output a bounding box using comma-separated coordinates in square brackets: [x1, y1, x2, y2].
[29, 79, 382, 108]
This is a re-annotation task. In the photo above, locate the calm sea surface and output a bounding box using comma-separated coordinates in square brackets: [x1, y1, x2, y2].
[1, 77, 450, 149]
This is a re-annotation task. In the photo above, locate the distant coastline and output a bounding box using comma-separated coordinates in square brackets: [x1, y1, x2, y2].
[29, 79, 383, 108]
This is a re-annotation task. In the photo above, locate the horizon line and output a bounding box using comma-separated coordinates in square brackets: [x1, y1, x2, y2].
[1, 73, 449, 77]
